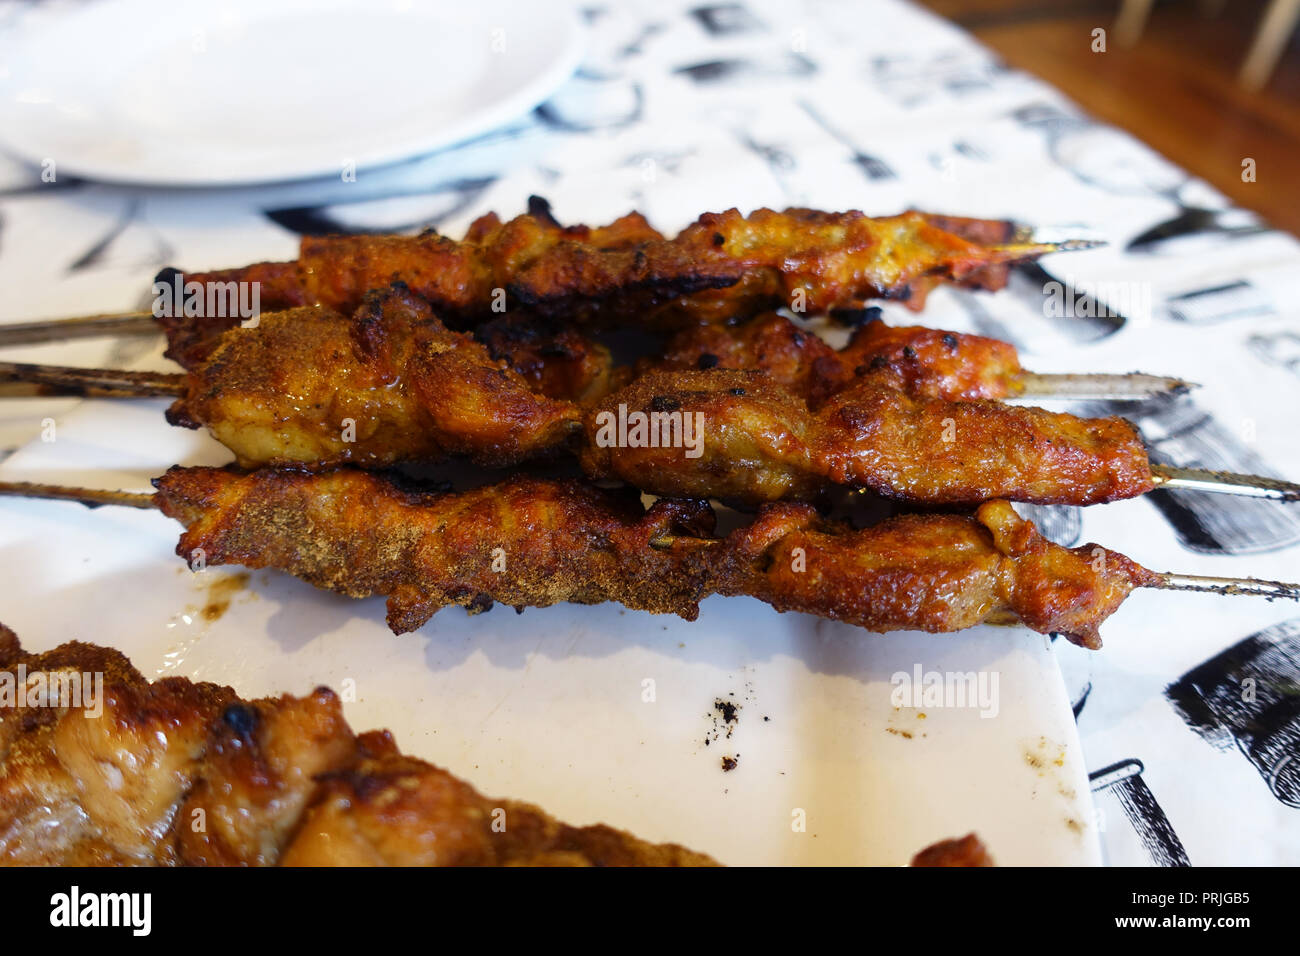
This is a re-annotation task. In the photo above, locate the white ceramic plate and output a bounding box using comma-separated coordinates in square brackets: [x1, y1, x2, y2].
[0, 0, 583, 185]
[0, 371, 1102, 865]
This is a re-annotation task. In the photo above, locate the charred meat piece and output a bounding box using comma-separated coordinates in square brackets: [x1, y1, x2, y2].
[659, 312, 1025, 405]
[909, 833, 995, 867]
[476, 313, 621, 404]
[0, 626, 992, 865]
[0, 626, 717, 866]
[167, 297, 1152, 507]
[159, 206, 1058, 363]
[582, 369, 1154, 506]
[166, 286, 580, 470]
[153, 467, 1157, 647]
[154, 468, 716, 635]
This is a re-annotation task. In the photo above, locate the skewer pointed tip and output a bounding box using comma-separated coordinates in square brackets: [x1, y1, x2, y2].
[1153, 572, 1300, 602]
[1008, 224, 1110, 253]
[986, 239, 1107, 262]
[1017, 371, 1198, 401]
[1151, 465, 1300, 502]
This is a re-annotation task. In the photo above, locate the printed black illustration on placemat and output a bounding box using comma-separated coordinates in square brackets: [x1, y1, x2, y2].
[1165, 280, 1273, 325]
[615, 21, 668, 59]
[674, 52, 816, 85]
[1048, 634, 1092, 719]
[798, 99, 895, 181]
[952, 139, 991, 162]
[1166, 618, 1300, 809]
[1090, 759, 1191, 866]
[0, 172, 84, 198]
[1085, 394, 1300, 555]
[1070, 677, 1092, 719]
[734, 129, 800, 197]
[67, 197, 174, 274]
[265, 178, 497, 237]
[1248, 330, 1300, 379]
[953, 274, 1124, 352]
[1126, 208, 1270, 254]
[1009, 101, 1270, 253]
[1008, 262, 1126, 343]
[690, 3, 766, 36]
[867, 49, 1012, 108]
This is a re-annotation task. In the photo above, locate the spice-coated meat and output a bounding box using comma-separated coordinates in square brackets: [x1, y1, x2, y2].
[167, 291, 1153, 507]
[152, 467, 1158, 647]
[0, 626, 991, 866]
[159, 205, 1054, 366]
[166, 286, 580, 470]
[909, 833, 995, 866]
[582, 369, 1155, 506]
[0, 626, 716, 866]
[658, 312, 1025, 406]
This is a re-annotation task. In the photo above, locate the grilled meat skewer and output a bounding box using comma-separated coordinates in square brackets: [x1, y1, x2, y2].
[582, 368, 1154, 505]
[656, 311, 1192, 405]
[0, 626, 715, 866]
[1, 301, 1191, 408]
[0, 627, 991, 866]
[0, 201, 1094, 362]
[167, 289, 1162, 506]
[1, 289, 1232, 508]
[1, 468, 1296, 647]
[179, 207, 1073, 327]
[0, 466, 1168, 648]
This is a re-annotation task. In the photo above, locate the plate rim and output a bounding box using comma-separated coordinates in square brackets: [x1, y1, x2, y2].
[0, 0, 585, 187]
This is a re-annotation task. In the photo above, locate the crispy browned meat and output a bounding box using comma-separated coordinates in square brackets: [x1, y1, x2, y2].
[0, 627, 991, 865]
[0, 626, 716, 866]
[157, 206, 685, 368]
[659, 312, 1024, 406]
[155, 468, 714, 634]
[582, 369, 1155, 506]
[476, 314, 620, 404]
[717, 498, 1154, 649]
[280, 731, 712, 866]
[909, 833, 995, 867]
[910, 212, 1022, 303]
[152, 467, 1157, 647]
[159, 205, 1053, 366]
[167, 291, 1152, 506]
[641, 208, 1035, 325]
[166, 286, 580, 470]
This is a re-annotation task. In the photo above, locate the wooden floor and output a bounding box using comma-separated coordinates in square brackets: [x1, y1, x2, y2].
[916, 0, 1300, 234]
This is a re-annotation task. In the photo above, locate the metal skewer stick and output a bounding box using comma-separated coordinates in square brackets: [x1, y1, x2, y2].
[1015, 371, 1196, 401]
[0, 361, 186, 398]
[1153, 572, 1300, 601]
[1008, 223, 1109, 251]
[1149, 464, 1300, 502]
[0, 359, 1198, 403]
[0, 481, 156, 509]
[836, 463, 1300, 504]
[0, 312, 158, 348]
[988, 237, 1108, 257]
